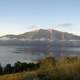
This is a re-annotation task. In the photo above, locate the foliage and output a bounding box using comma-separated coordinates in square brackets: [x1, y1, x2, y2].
[1, 56, 80, 80]
[37, 56, 80, 80]
[0, 61, 39, 75]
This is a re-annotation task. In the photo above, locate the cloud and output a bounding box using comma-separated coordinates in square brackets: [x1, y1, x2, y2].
[56, 23, 72, 27]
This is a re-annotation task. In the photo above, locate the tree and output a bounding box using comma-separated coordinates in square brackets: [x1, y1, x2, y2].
[14, 61, 22, 72]
[4, 64, 12, 74]
[0, 64, 3, 75]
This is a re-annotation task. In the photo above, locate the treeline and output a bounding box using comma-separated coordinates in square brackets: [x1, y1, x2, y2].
[0, 61, 40, 75]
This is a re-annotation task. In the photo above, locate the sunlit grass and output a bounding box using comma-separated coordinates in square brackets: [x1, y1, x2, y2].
[0, 71, 36, 80]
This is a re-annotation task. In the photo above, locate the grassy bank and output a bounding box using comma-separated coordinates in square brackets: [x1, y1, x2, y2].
[0, 71, 36, 80]
[0, 56, 80, 80]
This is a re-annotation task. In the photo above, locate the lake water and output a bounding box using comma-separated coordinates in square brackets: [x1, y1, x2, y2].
[0, 45, 80, 66]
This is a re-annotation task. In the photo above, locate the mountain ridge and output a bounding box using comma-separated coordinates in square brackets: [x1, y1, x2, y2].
[0, 29, 80, 40]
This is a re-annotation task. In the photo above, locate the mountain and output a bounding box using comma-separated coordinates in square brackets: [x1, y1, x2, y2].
[0, 29, 80, 46]
[1, 29, 80, 41]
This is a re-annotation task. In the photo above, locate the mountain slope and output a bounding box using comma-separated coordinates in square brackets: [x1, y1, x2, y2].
[0, 29, 80, 48]
[0, 29, 80, 40]
[21, 29, 80, 40]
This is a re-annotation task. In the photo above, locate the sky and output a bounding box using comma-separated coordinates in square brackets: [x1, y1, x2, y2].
[0, 0, 80, 36]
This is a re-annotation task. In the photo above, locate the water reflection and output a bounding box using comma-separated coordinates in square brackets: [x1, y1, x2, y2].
[0, 45, 80, 66]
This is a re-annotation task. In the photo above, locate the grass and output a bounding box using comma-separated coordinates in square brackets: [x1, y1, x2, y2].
[1, 57, 80, 80]
[0, 71, 36, 80]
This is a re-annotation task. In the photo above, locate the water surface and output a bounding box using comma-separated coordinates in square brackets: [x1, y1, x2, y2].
[0, 45, 80, 66]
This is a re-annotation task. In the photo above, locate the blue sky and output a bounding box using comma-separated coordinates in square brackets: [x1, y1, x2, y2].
[0, 0, 80, 35]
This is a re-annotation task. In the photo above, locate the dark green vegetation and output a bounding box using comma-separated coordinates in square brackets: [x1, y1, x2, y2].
[1, 56, 80, 80]
[0, 61, 39, 75]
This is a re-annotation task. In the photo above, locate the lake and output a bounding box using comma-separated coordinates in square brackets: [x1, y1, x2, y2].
[0, 45, 80, 66]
